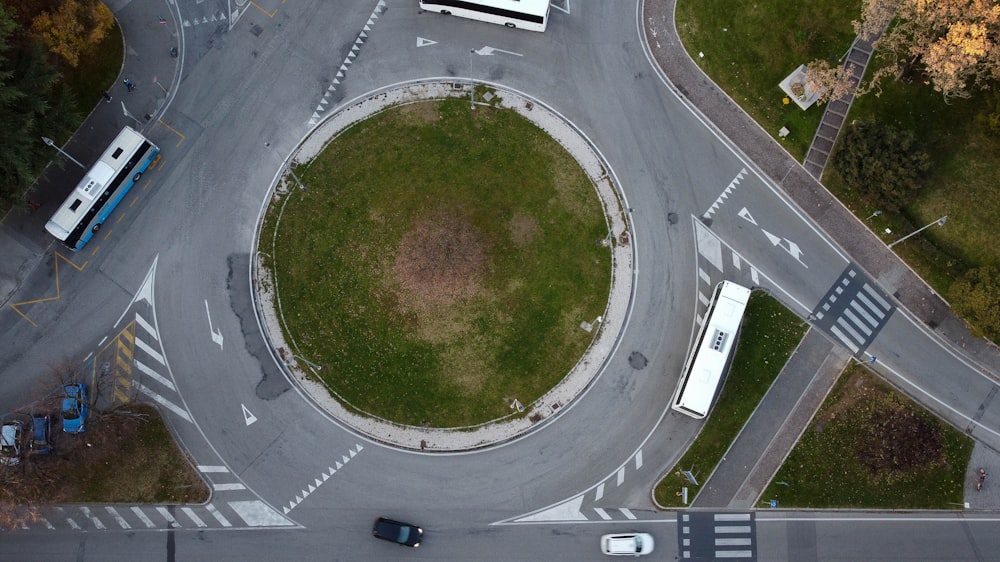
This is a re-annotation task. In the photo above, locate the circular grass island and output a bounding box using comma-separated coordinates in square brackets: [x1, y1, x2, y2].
[261, 96, 613, 428]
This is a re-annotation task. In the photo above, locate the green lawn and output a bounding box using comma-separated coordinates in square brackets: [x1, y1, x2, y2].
[61, 20, 125, 117]
[675, 0, 860, 158]
[654, 292, 807, 507]
[761, 364, 973, 509]
[262, 98, 612, 427]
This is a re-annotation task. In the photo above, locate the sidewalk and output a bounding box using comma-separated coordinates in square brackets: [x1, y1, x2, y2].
[0, 0, 179, 305]
[641, 0, 1000, 379]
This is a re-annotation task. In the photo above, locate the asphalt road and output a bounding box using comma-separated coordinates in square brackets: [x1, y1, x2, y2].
[2, 1, 1000, 560]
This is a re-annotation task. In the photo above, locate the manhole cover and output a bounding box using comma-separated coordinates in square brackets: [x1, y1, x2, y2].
[628, 351, 648, 370]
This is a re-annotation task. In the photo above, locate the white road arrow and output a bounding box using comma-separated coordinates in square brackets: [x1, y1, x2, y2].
[242, 404, 257, 426]
[762, 229, 808, 268]
[416, 37, 437, 47]
[473, 45, 523, 57]
[737, 207, 757, 225]
[204, 300, 224, 349]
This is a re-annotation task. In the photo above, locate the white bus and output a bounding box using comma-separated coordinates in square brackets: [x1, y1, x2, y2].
[45, 127, 160, 251]
[671, 281, 752, 419]
[419, 0, 550, 32]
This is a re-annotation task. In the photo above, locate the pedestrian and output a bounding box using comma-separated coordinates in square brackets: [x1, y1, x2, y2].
[123, 78, 134, 92]
[101, 91, 112, 103]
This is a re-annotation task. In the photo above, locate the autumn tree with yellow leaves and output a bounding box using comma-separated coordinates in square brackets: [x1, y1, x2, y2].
[807, 0, 1000, 102]
[30, 0, 113, 67]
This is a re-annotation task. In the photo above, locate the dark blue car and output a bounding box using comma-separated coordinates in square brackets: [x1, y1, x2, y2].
[30, 415, 52, 454]
[61, 383, 89, 434]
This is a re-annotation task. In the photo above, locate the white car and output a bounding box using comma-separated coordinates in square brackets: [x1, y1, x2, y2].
[601, 532, 655, 556]
[1, 421, 24, 466]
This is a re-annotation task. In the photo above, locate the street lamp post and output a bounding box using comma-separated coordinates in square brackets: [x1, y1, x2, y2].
[40, 136, 85, 169]
[887, 216, 947, 248]
[469, 49, 476, 111]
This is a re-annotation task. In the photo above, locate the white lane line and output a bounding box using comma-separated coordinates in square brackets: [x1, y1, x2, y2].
[181, 507, 207, 528]
[198, 465, 229, 473]
[135, 359, 176, 391]
[830, 325, 861, 353]
[105, 506, 130, 529]
[156, 507, 180, 528]
[635, 450, 643, 470]
[842, 308, 872, 336]
[134, 313, 159, 341]
[131, 507, 156, 528]
[594, 483, 605, 501]
[750, 267, 759, 285]
[699, 291, 710, 306]
[714, 513, 751, 521]
[732, 252, 741, 270]
[593, 508, 612, 520]
[620, 508, 636, 520]
[214, 483, 247, 491]
[206, 504, 232, 527]
[862, 283, 892, 310]
[855, 291, 887, 319]
[616, 468, 625, 486]
[42, 518, 54, 530]
[66, 518, 81, 530]
[715, 525, 751, 533]
[137, 383, 192, 422]
[134, 337, 165, 365]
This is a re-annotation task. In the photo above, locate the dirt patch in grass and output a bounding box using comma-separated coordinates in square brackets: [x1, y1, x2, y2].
[763, 366, 972, 508]
[393, 209, 489, 307]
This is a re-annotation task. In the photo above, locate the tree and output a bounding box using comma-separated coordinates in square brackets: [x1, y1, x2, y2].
[860, 0, 1000, 100]
[832, 121, 930, 211]
[949, 266, 1000, 342]
[30, 0, 113, 68]
[0, 4, 78, 206]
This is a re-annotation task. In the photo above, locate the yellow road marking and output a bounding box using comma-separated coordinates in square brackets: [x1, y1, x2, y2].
[155, 120, 185, 148]
[8, 252, 87, 327]
[250, 1, 278, 17]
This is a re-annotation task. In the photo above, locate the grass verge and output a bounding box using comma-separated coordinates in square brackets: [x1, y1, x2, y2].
[674, 0, 859, 159]
[761, 364, 973, 509]
[262, 98, 612, 427]
[60, 20, 125, 116]
[654, 292, 807, 507]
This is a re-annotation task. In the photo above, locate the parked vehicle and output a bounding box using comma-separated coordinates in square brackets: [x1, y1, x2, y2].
[372, 517, 423, 548]
[61, 383, 89, 434]
[601, 532, 655, 556]
[30, 415, 52, 454]
[1, 421, 24, 466]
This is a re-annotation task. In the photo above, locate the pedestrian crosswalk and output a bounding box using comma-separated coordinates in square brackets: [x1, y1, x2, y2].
[678, 512, 756, 560]
[30, 499, 296, 532]
[810, 266, 894, 356]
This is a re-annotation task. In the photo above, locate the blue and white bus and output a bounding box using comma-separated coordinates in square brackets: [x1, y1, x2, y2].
[671, 281, 752, 419]
[45, 127, 160, 251]
[419, 0, 550, 32]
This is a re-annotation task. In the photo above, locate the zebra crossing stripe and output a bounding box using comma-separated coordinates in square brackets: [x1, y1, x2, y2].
[849, 300, 880, 326]
[105, 507, 130, 529]
[134, 313, 159, 341]
[131, 507, 156, 528]
[206, 504, 232, 527]
[855, 291, 886, 319]
[137, 383, 192, 422]
[134, 338, 164, 365]
[198, 465, 229, 473]
[181, 507, 207, 528]
[842, 308, 872, 336]
[593, 508, 611, 520]
[862, 283, 891, 310]
[135, 359, 176, 391]
[156, 507, 179, 528]
[836, 317, 865, 344]
[829, 325, 860, 353]
[214, 483, 246, 491]
[620, 508, 636, 520]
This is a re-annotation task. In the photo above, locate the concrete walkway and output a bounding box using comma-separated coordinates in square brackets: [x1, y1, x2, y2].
[692, 329, 850, 508]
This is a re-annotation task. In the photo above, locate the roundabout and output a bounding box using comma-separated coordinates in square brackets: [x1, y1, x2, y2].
[254, 83, 636, 450]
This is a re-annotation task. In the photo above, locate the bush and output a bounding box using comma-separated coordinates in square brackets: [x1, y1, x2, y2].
[832, 121, 931, 212]
[949, 265, 1000, 342]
